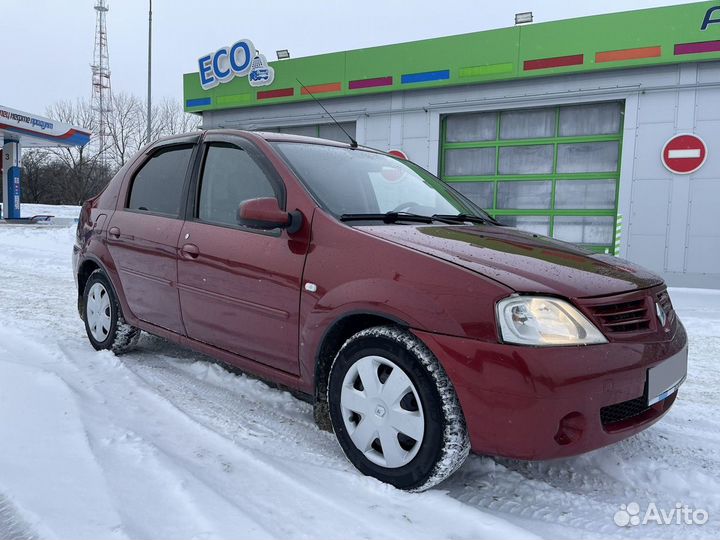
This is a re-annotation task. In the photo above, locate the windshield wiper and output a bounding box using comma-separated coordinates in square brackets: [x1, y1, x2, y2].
[340, 212, 437, 224]
[432, 213, 501, 226]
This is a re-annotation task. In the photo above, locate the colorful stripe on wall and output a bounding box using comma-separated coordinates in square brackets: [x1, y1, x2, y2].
[523, 54, 584, 71]
[257, 88, 295, 100]
[349, 76, 393, 90]
[186, 97, 212, 108]
[674, 40, 720, 55]
[216, 94, 252, 106]
[596, 46, 661, 63]
[401, 70, 450, 84]
[459, 63, 514, 77]
[300, 82, 342, 95]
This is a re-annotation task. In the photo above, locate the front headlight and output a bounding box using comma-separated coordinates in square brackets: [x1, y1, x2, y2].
[497, 296, 607, 346]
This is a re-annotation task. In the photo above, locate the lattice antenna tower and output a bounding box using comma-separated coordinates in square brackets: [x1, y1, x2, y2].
[91, 0, 112, 164]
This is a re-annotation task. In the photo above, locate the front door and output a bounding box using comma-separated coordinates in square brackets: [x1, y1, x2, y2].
[176, 138, 306, 375]
[106, 142, 196, 334]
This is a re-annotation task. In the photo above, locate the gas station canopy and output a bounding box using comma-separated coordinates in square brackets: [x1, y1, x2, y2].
[0, 105, 90, 148]
[1, 105, 91, 221]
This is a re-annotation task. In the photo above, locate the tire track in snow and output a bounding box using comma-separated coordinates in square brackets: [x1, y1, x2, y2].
[0, 318, 281, 538]
[129, 342, 340, 461]
[0, 494, 37, 540]
[0, 332, 129, 539]
[38, 331, 530, 540]
[48, 343, 280, 539]
[96, 340, 522, 539]
[84, 426, 277, 539]
[8, 333, 292, 539]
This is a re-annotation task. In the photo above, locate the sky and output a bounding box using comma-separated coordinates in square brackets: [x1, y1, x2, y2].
[0, 0, 703, 117]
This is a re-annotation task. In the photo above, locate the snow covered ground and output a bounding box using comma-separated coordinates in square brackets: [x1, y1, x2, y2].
[0, 205, 718, 539]
[20, 204, 83, 219]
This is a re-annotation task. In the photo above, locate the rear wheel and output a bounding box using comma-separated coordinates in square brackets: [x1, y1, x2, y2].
[82, 269, 139, 354]
[328, 326, 470, 491]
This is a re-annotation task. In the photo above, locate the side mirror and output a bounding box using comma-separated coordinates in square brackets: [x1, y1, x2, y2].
[237, 197, 303, 234]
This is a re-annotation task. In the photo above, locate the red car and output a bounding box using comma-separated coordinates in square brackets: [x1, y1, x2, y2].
[74, 130, 688, 491]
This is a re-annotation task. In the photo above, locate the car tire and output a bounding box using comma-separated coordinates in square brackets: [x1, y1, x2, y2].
[328, 325, 470, 491]
[82, 269, 140, 354]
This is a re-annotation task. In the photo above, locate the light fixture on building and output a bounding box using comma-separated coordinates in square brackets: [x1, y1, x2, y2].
[276, 49, 290, 60]
[515, 12, 533, 25]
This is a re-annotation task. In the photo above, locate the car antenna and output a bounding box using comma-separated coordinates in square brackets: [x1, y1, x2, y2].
[296, 78, 358, 148]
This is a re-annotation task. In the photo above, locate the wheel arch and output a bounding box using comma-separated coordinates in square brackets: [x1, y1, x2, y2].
[77, 258, 102, 316]
[312, 310, 408, 431]
[76, 255, 125, 321]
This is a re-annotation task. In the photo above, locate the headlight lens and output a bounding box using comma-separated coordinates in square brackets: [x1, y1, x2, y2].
[497, 296, 607, 346]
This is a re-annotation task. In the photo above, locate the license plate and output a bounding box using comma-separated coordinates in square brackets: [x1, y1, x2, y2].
[647, 346, 688, 406]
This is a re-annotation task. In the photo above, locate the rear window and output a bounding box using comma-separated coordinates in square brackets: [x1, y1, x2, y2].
[128, 145, 194, 216]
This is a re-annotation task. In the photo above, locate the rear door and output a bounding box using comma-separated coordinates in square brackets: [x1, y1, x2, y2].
[176, 134, 307, 374]
[107, 138, 198, 334]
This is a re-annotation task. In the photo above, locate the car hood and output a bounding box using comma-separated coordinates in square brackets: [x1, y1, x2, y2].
[359, 224, 663, 298]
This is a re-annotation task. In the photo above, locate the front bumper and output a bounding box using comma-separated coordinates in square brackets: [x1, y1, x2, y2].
[413, 321, 688, 460]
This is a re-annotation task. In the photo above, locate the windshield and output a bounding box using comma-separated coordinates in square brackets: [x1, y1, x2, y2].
[272, 142, 492, 221]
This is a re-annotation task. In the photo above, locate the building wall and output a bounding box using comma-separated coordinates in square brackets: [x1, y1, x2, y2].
[626, 62, 720, 288]
[201, 62, 720, 288]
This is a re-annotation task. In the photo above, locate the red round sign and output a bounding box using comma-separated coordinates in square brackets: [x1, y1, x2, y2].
[387, 149, 408, 160]
[661, 134, 707, 174]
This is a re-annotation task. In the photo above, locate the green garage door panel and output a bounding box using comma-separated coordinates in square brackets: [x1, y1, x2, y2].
[441, 102, 624, 253]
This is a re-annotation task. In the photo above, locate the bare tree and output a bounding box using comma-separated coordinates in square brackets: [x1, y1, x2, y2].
[21, 150, 53, 203]
[155, 97, 201, 137]
[106, 93, 200, 168]
[21, 94, 201, 205]
[44, 99, 109, 204]
[107, 92, 144, 169]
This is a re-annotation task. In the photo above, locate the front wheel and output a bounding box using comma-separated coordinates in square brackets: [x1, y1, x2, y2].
[82, 269, 140, 354]
[328, 326, 470, 491]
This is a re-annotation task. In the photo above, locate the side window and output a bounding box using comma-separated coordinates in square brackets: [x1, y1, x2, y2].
[128, 145, 194, 216]
[198, 143, 277, 227]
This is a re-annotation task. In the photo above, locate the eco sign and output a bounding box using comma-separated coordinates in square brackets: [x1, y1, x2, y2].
[198, 39, 275, 90]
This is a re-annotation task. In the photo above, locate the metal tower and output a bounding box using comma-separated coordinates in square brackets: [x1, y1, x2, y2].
[91, 0, 112, 163]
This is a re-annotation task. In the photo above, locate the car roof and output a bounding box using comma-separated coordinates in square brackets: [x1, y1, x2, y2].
[155, 129, 379, 153]
[251, 130, 355, 147]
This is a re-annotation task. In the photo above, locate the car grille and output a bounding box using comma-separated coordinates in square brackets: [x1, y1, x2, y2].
[600, 396, 651, 426]
[587, 298, 651, 334]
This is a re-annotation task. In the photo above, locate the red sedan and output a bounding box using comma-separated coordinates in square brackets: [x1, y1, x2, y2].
[73, 130, 687, 491]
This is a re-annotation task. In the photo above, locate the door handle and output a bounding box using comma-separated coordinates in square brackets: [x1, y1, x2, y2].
[108, 226, 120, 239]
[181, 243, 200, 259]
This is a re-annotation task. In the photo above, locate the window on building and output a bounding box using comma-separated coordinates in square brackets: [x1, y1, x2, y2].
[197, 143, 277, 227]
[127, 145, 194, 216]
[446, 112, 496, 142]
[441, 101, 624, 252]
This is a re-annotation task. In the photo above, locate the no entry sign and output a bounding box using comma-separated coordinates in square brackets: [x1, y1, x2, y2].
[662, 134, 707, 174]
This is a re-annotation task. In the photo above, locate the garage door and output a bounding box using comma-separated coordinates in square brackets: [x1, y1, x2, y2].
[441, 102, 623, 253]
